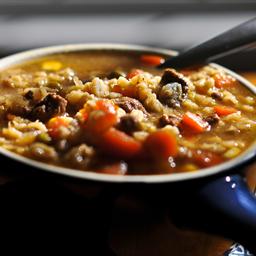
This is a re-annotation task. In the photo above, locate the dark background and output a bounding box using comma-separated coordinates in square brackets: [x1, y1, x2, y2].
[0, 0, 255, 70]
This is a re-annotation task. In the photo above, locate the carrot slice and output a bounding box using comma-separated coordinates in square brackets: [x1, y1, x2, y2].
[95, 99, 117, 114]
[78, 99, 118, 133]
[127, 69, 143, 79]
[47, 116, 70, 139]
[77, 108, 89, 123]
[144, 130, 178, 160]
[112, 85, 136, 97]
[214, 74, 236, 88]
[192, 150, 223, 168]
[214, 105, 237, 116]
[100, 128, 142, 159]
[140, 55, 164, 66]
[181, 112, 209, 133]
[86, 111, 118, 134]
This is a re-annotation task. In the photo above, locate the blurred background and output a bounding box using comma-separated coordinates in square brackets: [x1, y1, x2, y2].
[0, 0, 255, 70]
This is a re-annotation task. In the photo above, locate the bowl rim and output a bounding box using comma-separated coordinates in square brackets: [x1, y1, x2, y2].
[0, 43, 256, 183]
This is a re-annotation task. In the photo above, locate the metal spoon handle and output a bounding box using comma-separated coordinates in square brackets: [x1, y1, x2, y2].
[159, 17, 256, 69]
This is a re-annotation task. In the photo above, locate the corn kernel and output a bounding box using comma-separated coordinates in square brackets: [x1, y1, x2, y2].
[42, 61, 63, 71]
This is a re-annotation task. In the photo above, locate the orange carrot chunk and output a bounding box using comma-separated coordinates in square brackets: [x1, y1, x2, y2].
[181, 112, 209, 133]
[127, 69, 143, 79]
[79, 99, 119, 133]
[192, 150, 223, 168]
[144, 130, 178, 160]
[100, 128, 142, 159]
[95, 99, 117, 114]
[214, 74, 236, 88]
[112, 85, 136, 97]
[214, 105, 237, 116]
[47, 116, 70, 139]
[140, 55, 164, 66]
[87, 111, 118, 134]
[77, 108, 89, 123]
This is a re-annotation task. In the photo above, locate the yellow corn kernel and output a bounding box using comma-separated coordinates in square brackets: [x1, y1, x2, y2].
[42, 61, 62, 71]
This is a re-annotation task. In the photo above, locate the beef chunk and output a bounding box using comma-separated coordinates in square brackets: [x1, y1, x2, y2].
[204, 114, 220, 126]
[158, 82, 183, 108]
[9, 105, 31, 117]
[107, 70, 126, 79]
[64, 144, 95, 169]
[158, 114, 181, 127]
[113, 97, 147, 114]
[24, 90, 34, 100]
[29, 93, 67, 121]
[160, 68, 190, 94]
[158, 69, 190, 108]
[117, 115, 140, 134]
[211, 92, 223, 100]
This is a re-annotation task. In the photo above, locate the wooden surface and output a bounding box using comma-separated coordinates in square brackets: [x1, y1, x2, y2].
[109, 196, 232, 256]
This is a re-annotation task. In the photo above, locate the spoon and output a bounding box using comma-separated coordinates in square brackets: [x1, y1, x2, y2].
[159, 17, 256, 69]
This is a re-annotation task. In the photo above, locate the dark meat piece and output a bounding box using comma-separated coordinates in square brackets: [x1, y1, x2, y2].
[211, 92, 223, 100]
[107, 70, 126, 79]
[117, 115, 140, 134]
[158, 114, 181, 127]
[64, 144, 95, 169]
[204, 114, 220, 126]
[24, 90, 34, 100]
[29, 93, 67, 121]
[160, 68, 190, 94]
[9, 105, 31, 117]
[158, 82, 183, 108]
[113, 97, 147, 114]
[158, 69, 190, 108]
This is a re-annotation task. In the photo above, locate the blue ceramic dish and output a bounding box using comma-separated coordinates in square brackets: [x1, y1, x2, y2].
[0, 44, 255, 253]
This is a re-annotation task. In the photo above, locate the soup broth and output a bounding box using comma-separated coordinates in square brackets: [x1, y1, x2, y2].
[0, 50, 255, 175]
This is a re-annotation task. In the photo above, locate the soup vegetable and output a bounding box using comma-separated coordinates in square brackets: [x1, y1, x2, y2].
[0, 50, 255, 175]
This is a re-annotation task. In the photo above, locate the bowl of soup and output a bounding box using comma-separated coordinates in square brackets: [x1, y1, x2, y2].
[0, 44, 256, 252]
[0, 44, 256, 178]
